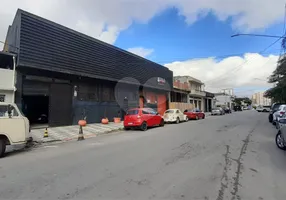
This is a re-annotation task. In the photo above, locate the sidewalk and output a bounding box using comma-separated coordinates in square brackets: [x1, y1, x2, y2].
[30, 122, 123, 143]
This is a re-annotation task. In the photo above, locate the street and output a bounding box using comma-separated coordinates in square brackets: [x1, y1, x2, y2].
[0, 111, 286, 200]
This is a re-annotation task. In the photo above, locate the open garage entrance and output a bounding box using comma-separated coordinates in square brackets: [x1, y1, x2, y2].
[22, 76, 73, 127]
[22, 95, 49, 125]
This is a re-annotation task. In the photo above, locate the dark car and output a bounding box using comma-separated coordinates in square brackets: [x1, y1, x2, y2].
[223, 107, 232, 114]
[233, 105, 242, 111]
[269, 103, 284, 123]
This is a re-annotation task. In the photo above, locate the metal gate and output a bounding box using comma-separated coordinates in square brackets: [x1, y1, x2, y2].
[49, 83, 73, 127]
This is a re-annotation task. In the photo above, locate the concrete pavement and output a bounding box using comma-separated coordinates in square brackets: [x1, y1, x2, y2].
[1, 111, 286, 200]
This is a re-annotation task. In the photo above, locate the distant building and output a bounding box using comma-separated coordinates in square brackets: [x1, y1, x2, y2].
[251, 92, 271, 106]
[214, 92, 234, 108]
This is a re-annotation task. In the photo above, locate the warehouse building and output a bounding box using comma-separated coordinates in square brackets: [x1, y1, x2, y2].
[3, 9, 173, 127]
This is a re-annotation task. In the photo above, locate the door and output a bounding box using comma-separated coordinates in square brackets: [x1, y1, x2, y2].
[197, 109, 203, 118]
[139, 96, 144, 108]
[157, 94, 167, 116]
[49, 84, 73, 127]
[142, 109, 153, 126]
[0, 104, 26, 143]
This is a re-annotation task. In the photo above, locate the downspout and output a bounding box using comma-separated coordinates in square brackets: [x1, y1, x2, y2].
[12, 56, 16, 103]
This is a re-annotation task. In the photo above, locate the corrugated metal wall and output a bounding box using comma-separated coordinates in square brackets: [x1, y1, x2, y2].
[11, 10, 173, 91]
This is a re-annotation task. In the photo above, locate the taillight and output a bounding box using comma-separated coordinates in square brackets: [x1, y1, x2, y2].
[280, 111, 285, 115]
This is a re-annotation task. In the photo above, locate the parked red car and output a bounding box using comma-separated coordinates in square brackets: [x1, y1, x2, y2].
[184, 108, 205, 120]
[124, 108, 164, 131]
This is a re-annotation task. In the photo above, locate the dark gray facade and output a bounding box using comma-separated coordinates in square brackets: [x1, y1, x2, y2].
[5, 9, 173, 126]
[6, 9, 173, 91]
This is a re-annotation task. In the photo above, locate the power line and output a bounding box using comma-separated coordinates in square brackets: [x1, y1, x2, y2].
[205, 38, 282, 85]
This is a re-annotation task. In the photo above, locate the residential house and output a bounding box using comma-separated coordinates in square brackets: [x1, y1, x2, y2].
[169, 79, 193, 111]
[174, 76, 208, 111]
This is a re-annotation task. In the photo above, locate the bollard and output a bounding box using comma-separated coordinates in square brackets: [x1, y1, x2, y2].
[44, 128, 49, 138]
[78, 119, 87, 141]
[78, 125, 85, 141]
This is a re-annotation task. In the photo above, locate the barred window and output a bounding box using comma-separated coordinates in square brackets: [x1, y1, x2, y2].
[0, 95, 5, 102]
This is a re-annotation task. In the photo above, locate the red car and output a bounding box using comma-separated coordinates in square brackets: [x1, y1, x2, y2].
[184, 108, 205, 120]
[124, 108, 164, 131]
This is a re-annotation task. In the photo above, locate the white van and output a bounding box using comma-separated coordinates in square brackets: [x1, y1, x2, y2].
[0, 102, 31, 157]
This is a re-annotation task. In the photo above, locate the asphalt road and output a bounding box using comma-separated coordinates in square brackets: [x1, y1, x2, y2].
[1, 110, 286, 200]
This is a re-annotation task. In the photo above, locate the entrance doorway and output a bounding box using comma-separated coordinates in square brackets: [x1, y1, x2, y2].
[22, 95, 49, 125]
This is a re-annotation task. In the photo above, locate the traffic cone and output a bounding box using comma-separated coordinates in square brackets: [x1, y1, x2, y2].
[78, 125, 84, 141]
[44, 128, 48, 138]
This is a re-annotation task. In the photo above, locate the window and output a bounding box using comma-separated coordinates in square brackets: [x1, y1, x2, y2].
[0, 105, 18, 117]
[127, 110, 139, 115]
[165, 110, 174, 114]
[142, 110, 150, 114]
[0, 95, 5, 102]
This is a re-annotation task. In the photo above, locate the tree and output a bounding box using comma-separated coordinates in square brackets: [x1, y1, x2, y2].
[265, 54, 286, 102]
[232, 97, 252, 106]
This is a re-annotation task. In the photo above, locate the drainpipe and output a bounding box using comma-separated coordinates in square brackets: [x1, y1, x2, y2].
[12, 56, 16, 103]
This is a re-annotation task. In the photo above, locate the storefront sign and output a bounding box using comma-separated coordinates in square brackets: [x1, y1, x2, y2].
[157, 77, 166, 85]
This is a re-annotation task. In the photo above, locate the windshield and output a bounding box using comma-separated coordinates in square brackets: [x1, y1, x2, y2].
[127, 110, 139, 115]
[213, 108, 220, 110]
[165, 110, 174, 114]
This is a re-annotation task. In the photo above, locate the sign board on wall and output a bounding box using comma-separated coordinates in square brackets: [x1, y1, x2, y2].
[157, 77, 166, 85]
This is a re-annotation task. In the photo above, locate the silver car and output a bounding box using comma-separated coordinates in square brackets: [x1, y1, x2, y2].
[211, 107, 224, 115]
[276, 118, 286, 150]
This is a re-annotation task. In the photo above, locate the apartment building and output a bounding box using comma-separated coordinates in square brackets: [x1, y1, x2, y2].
[252, 92, 271, 106]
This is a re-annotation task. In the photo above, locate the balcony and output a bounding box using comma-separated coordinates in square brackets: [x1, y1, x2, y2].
[0, 68, 15, 91]
[190, 89, 206, 97]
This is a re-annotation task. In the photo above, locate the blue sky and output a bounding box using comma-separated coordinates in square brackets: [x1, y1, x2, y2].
[116, 8, 282, 64]
[115, 7, 283, 96]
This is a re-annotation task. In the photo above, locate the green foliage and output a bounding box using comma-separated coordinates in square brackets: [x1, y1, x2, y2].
[232, 97, 252, 106]
[265, 55, 286, 102]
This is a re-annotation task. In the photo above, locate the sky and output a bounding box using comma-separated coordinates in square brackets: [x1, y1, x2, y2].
[0, 0, 285, 97]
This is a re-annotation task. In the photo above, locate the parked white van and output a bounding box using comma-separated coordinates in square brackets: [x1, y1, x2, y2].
[0, 102, 31, 157]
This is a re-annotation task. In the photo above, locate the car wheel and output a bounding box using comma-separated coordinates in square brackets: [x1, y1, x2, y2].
[0, 139, 6, 158]
[124, 127, 130, 130]
[176, 117, 180, 124]
[159, 119, 165, 127]
[185, 117, 189, 122]
[272, 121, 276, 126]
[195, 116, 199, 120]
[202, 115, 205, 119]
[269, 115, 273, 123]
[276, 123, 279, 129]
[140, 122, 148, 131]
[276, 131, 286, 150]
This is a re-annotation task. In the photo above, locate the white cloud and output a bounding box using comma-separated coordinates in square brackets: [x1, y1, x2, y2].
[0, 0, 285, 48]
[127, 47, 154, 58]
[164, 53, 279, 94]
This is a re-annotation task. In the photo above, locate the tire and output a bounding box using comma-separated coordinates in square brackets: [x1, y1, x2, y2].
[202, 115, 205, 119]
[140, 122, 148, 131]
[263, 109, 267, 112]
[159, 119, 165, 127]
[0, 139, 6, 158]
[276, 131, 286, 150]
[185, 117, 189, 122]
[124, 127, 130, 130]
[176, 117, 180, 124]
[269, 114, 273, 123]
[195, 115, 199, 120]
